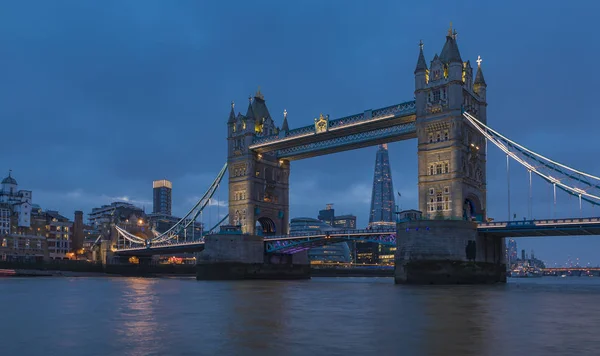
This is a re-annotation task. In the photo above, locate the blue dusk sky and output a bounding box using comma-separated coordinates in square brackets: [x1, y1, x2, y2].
[1, 1, 599, 266]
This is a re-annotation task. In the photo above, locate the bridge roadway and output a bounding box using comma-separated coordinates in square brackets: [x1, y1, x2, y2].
[114, 217, 600, 256]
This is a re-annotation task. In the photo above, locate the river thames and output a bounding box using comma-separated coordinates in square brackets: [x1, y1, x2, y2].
[1, 276, 599, 355]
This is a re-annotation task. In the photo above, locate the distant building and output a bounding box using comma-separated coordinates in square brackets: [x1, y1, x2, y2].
[368, 144, 396, 228]
[316, 204, 357, 261]
[42, 211, 73, 260]
[72, 211, 84, 252]
[333, 214, 356, 229]
[0, 171, 32, 228]
[506, 239, 517, 266]
[153, 180, 172, 216]
[365, 144, 396, 264]
[0, 171, 47, 261]
[290, 217, 350, 263]
[318, 204, 357, 229]
[88, 202, 145, 230]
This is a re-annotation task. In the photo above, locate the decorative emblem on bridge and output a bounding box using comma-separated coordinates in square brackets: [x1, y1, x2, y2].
[314, 113, 329, 134]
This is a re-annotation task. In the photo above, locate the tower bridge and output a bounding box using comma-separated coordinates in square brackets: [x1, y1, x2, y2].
[108, 26, 600, 284]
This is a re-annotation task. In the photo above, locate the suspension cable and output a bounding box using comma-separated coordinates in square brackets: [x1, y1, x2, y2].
[464, 111, 600, 181]
[463, 112, 600, 206]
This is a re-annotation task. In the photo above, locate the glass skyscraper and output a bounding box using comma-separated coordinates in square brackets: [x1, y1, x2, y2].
[368, 144, 396, 227]
[359, 144, 396, 264]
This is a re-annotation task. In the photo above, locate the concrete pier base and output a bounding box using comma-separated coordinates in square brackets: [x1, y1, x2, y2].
[395, 220, 506, 284]
[196, 233, 310, 280]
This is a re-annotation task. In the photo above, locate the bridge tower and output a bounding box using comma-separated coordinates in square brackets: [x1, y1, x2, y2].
[227, 90, 290, 235]
[414, 26, 488, 221]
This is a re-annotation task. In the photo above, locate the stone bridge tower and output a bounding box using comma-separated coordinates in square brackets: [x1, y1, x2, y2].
[414, 26, 488, 221]
[227, 90, 290, 235]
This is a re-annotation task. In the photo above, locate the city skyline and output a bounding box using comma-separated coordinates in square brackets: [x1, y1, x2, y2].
[1, 1, 600, 262]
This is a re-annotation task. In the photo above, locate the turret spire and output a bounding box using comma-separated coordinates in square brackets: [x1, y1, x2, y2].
[440, 24, 462, 64]
[415, 40, 428, 73]
[255, 86, 264, 101]
[281, 109, 289, 133]
[474, 55, 486, 86]
[228, 101, 236, 123]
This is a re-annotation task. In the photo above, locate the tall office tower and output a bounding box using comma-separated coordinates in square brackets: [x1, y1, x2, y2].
[153, 180, 172, 216]
[368, 144, 396, 227]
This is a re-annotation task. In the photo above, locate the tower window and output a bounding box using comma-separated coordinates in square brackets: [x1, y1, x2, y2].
[436, 133, 441, 142]
[429, 165, 434, 176]
[444, 130, 449, 141]
[436, 164, 442, 175]
[433, 90, 440, 102]
[428, 133, 433, 143]
[444, 162, 449, 174]
[429, 188, 435, 195]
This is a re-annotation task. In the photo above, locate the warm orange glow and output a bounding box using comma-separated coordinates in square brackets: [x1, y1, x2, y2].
[129, 256, 139, 264]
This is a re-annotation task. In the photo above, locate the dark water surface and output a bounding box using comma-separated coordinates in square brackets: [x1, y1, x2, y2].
[1, 276, 600, 356]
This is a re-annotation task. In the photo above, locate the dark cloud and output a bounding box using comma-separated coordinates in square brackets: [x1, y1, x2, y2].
[0, 0, 599, 263]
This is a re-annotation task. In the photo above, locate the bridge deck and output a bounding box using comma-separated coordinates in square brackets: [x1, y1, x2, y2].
[478, 218, 600, 237]
[249, 101, 416, 160]
[113, 218, 600, 256]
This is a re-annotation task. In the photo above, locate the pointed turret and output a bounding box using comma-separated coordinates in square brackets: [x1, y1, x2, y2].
[439, 25, 462, 64]
[474, 56, 486, 86]
[415, 40, 428, 73]
[281, 109, 289, 133]
[228, 101, 236, 124]
[245, 95, 255, 120]
[474, 55, 487, 101]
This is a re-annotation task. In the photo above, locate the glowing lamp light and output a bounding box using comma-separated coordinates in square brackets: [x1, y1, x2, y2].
[138, 219, 144, 225]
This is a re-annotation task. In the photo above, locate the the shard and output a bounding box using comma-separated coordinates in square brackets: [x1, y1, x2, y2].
[368, 144, 396, 227]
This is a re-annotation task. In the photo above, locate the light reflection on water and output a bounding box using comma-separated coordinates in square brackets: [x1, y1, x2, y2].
[1, 277, 600, 356]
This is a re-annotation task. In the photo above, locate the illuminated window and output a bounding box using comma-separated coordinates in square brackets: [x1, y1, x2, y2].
[1, 238, 6, 247]
[26, 239, 30, 248]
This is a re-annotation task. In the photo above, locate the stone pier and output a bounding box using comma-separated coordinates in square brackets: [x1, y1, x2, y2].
[395, 220, 506, 284]
[196, 233, 310, 280]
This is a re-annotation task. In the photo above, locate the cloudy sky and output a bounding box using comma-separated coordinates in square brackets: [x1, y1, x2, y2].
[1, 1, 599, 265]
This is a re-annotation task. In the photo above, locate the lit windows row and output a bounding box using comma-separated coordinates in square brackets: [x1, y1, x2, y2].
[428, 161, 450, 175]
[428, 130, 449, 143]
[233, 191, 247, 201]
[1, 238, 42, 250]
[427, 187, 451, 212]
